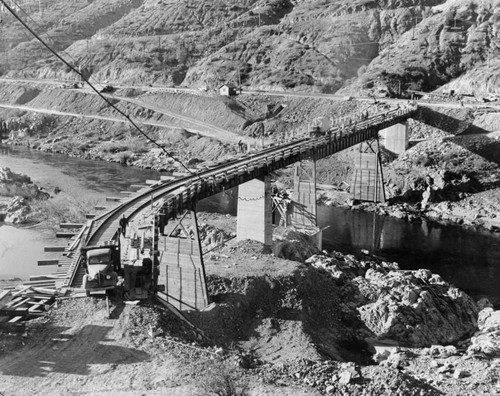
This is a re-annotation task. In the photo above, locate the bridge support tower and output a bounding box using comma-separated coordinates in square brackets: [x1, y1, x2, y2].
[156, 207, 209, 311]
[290, 159, 324, 250]
[291, 160, 317, 228]
[352, 137, 386, 203]
[379, 122, 408, 155]
[237, 176, 273, 246]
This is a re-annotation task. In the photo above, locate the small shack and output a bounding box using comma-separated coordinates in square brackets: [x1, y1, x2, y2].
[219, 84, 237, 97]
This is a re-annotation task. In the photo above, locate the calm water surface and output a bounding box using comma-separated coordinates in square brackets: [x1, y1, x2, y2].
[0, 145, 160, 279]
[319, 206, 500, 306]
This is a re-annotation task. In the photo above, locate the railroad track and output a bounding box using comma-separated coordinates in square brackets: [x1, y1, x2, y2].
[69, 105, 417, 289]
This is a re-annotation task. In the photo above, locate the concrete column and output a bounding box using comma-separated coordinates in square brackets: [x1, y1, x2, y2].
[379, 122, 408, 155]
[237, 176, 272, 246]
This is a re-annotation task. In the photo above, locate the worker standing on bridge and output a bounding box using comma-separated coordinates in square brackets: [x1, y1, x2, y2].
[119, 214, 129, 237]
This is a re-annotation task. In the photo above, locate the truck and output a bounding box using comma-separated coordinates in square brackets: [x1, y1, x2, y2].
[81, 241, 120, 296]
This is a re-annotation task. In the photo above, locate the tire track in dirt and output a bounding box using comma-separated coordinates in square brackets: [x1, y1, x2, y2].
[0, 304, 195, 395]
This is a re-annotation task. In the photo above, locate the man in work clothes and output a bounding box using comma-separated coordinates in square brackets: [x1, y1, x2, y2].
[119, 214, 129, 237]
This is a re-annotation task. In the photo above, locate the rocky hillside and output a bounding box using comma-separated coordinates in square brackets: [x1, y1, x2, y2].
[1, 0, 497, 94]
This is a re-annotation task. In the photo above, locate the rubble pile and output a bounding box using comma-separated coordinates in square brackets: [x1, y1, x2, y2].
[197, 223, 234, 252]
[466, 304, 500, 358]
[256, 358, 436, 395]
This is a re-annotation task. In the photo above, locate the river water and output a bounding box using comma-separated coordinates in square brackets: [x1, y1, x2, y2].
[2, 145, 500, 306]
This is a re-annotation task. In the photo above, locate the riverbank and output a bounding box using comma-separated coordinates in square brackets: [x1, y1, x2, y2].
[318, 185, 500, 234]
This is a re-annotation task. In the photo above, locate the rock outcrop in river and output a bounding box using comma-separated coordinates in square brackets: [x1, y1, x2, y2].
[0, 167, 49, 224]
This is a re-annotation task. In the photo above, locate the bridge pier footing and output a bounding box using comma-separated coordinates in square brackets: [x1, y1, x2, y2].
[237, 176, 273, 246]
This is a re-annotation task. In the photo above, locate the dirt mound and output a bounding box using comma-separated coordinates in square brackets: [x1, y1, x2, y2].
[190, 266, 371, 365]
[272, 230, 320, 262]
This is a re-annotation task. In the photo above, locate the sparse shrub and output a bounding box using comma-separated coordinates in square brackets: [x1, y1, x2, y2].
[202, 366, 249, 396]
[413, 154, 431, 167]
[100, 141, 128, 153]
[115, 151, 132, 164]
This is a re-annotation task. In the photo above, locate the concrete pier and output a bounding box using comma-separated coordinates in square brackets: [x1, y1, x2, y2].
[379, 122, 408, 155]
[237, 176, 272, 246]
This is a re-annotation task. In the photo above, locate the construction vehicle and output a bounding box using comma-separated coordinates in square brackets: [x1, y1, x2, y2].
[81, 241, 120, 296]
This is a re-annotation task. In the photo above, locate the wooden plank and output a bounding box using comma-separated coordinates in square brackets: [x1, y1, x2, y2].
[10, 298, 30, 309]
[38, 259, 59, 266]
[44, 246, 67, 253]
[106, 197, 121, 202]
[32, 288, 58, 296]
[4, 297, 22, 308]
[29, 275, 65, 281]
[56, 232, 76, 238]
[27, 299, 49, 305]
[59, 223, 84, 229]
[0, 290, 11, 301]
[28, 304, 44, 312]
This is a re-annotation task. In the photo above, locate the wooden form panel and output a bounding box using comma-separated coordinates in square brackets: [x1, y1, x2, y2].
[291, 161, 317, 228]
[352, 151, 386, 203]
[156, 210, 208, 311]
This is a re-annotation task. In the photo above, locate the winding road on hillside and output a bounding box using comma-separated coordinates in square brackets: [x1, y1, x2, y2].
[0, 78, 241, 143]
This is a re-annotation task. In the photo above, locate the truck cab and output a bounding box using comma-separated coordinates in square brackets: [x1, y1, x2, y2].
[82, 242, 120, 295]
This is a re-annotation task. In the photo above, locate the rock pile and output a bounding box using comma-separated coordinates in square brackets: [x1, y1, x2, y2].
[197, 223, 234, 252]
[256, 358, 436, 395]
[306, 253, 479, 348]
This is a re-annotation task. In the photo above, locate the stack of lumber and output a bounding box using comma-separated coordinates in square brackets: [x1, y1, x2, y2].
[0, 286, 58, 324]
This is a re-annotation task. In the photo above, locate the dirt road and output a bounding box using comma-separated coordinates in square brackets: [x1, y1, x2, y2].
[0, 300, 197, 396]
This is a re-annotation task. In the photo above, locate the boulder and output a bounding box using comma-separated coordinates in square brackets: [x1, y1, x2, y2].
[4, 196, 32, 224]
[466, 308, 500, 357]
[356, 269, 479, 347]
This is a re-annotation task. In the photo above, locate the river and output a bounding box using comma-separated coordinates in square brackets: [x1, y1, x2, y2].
[2, 145, 500, 306]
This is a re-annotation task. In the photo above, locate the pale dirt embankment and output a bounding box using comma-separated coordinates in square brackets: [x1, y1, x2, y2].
[2, 231, 500, 396]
